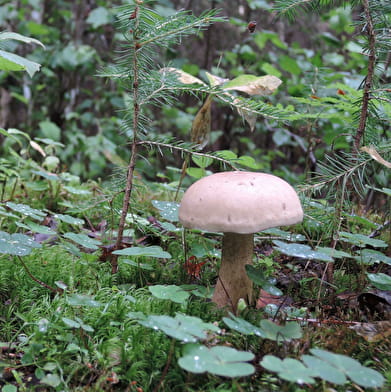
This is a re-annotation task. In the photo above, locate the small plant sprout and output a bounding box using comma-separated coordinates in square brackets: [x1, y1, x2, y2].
[179, 171, 303, 312]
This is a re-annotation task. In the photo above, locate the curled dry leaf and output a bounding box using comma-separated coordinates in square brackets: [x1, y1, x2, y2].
[223, 74, 282, 96]
[361, 145, 391, 169]
[190, 95, 212, 147]
[350, 321, 391, 342]
[160, 67, 205, 85]
[30, 140, 46, 157]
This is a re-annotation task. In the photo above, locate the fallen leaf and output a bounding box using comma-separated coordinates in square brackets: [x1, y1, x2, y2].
[350, 321, 391, 342]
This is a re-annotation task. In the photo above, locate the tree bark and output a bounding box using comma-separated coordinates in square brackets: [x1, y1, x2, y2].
[212, 232, 254, 313]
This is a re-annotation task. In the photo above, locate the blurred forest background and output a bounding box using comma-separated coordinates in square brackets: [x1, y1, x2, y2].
[2, 0, 389, 196]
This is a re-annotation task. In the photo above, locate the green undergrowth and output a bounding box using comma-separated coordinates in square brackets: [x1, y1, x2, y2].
[0, 224, 390, 391]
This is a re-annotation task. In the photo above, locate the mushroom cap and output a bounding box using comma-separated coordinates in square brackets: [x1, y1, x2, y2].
[179, 171, 303, 234]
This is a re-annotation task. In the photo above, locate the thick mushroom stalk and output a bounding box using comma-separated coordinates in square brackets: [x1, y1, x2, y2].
[213, 233, 254, 311]
[178, 171, 303, 313]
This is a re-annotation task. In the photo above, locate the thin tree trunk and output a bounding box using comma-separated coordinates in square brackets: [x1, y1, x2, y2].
[354, 0, 376, 151]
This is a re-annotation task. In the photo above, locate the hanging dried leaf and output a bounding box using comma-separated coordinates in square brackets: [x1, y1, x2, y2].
[234, 97, 257, 132]
[223, 74, 282, 96]
[190, 95, 212, 147]
[361, 146, 391, 169]
[160, 67, 205, 85]
[30, 140, 46, 157]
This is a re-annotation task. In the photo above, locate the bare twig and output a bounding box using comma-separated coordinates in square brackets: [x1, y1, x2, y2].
[153, 339, 176, 392]
[17, 256, 59, 294]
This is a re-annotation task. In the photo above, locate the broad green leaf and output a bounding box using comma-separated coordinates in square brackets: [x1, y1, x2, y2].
[223, 74, 282, 95]
[31, 170, 60, 181]
[55, 44, 96, 70]
[260, 355, 316, 384]
[261, 62, 282, 78]
[2, 385, 18, 392]
[149, 285, 189, 303]
[339, 231, 388, 248]
[179, 344, 255, 377]
[6, 202, 46, 220]
[278, 55, 301, 75]
[138, 314, 219, 343]
[356, 249, 391, 265]
[315, 246, 352, 259]
[235, 155, 262, 169]
[152, 200, 179, 222]
[39, 120, 61, 141]
[347, 366, 385, 388]
[39, 373, 61, 388]
[22, 221, 55, 235]
[192, 155, 213, 169]
[113, 245, 171, 258]
[86, 7, 111, 28]
[272, 128, 291, 146]
[273, 240, 334, 262]
[367, 273, 391, 290]
[159, 221, 181, 232]
[0, 49, 41, 77]
[215, 150, 237, 160]
[0, 231, 41, 256]
[63, 233, 101, 250]
[62, 317, 81, 328]
[223, 314, 265, 337]
[42, 156, 59, 171]
[259, 319, 302, 342]
[0, 32, 45, 47]
[180, 284, 212, 298]
[186, 167, 206, 179]
[245, 265, 282, 296]
[261, 228, 306, 242]
[302, 355, 347, 384]
[63, 186, 92, 195]
[54, 214, 84, 225]
[121, 259, 154, 270]
[66, 294, 101, 307]
[310, 349, 384, 388]
[1, 127, 30, 140]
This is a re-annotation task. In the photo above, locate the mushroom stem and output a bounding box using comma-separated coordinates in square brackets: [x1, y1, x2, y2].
[212, 232, 254, 312]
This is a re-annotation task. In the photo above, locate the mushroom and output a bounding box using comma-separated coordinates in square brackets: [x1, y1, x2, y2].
[178, 171, 303, 312]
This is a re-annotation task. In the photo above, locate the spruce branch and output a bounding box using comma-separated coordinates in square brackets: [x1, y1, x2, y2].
[137, 139, 239, 170]
[139, 9, 224, 48]
[300, 152, 371, 197]
[354, 0, 377, 151]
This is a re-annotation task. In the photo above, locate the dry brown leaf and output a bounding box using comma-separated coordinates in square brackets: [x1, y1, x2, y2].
[190, 95, 212, 147]
[350, 321, 391, 342]
[30, 140, 46, 157]
[224, 75, 282, 96]
[361, 145, 391, 169]
[160, 67, 205, 85]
